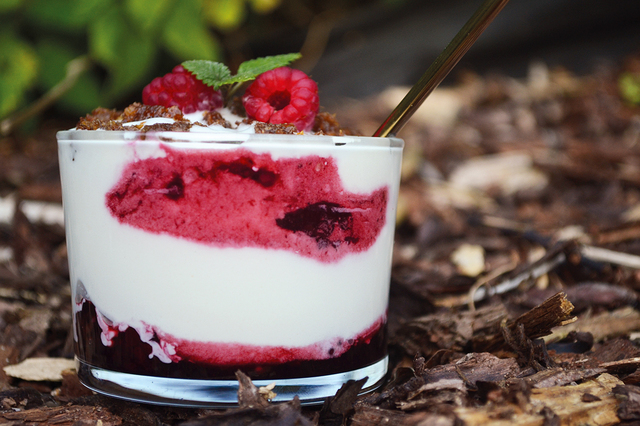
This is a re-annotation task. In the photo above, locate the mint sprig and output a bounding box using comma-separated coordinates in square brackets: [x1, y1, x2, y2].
[182, 53, 302, 90]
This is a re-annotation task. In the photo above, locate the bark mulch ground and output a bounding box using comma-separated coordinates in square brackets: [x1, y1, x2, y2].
[1, 52, 640, 425]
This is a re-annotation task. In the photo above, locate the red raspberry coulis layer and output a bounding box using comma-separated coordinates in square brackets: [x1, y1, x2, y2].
[106, 144, 388, 263]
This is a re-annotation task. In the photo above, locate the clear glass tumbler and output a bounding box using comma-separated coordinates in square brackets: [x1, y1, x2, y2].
[57, 130, 403, 407]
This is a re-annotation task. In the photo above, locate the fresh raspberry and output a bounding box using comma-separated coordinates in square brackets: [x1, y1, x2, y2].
[242, 67, 319, 132]
[142, 65, 223, 114]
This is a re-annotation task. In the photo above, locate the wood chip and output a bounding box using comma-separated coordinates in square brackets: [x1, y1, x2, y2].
[449, 152, 549, 197]
[451, 243, 485, 277]
[3, 357, 75, 382]
[0, 405, 122, 425]
[545, 307, 640, 344]
[475, 292, 575, 353]
[455, 373, 622, 425]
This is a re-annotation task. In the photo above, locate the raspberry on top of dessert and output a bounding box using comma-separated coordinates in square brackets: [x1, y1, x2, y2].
[75, 54, 357, 136]
[142, 65, 224, 114]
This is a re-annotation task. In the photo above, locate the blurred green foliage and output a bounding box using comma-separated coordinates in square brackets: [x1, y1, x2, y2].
[0, 0, 283, 120]
[619, 72, 640, 105]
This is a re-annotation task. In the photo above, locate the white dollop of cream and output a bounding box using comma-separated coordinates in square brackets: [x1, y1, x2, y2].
[120, 109, 258, 133]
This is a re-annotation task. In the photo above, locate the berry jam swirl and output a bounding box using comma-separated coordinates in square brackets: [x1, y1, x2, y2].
[106, 145, 388, 263]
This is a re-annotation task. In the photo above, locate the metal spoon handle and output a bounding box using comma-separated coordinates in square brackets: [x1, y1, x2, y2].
[373, 0, 511, 138]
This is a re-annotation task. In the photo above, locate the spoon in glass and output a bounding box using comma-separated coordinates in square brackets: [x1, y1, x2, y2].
[373, 0, 511, 138]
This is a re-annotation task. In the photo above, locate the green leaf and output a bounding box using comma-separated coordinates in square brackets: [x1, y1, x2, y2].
[25, 0, 109, 32]
[183, 53, 301, 89]
[0, 32, 38, 118]
[234, 53, 302, 81]
[106, 32, 155, 101]
[88, 7, 123, 67]
[182, 60, 231, 87]
[619, 72, 640, 105]
[124, 0, 174, 33]
[0, 0, 23, 13]
[248, 0, 281, 14]
[203, 0, 246, 31]
[162, 0, 220, 61]
[36, 40, 103, 113]
[88, 6, 157, 102]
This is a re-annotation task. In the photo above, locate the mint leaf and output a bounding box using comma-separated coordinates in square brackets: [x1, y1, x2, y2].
[182, 53, 301, 90]
[182, 60, 231, 88]
[232, 53, 302, 83]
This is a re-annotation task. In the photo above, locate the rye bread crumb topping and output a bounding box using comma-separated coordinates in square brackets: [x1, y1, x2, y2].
[75, 102, 358, 136]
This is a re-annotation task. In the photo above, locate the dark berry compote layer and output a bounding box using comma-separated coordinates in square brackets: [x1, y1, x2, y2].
[75, 300, 387, 380]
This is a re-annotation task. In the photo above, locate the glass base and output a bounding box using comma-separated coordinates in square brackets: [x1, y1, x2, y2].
[76, 356, 388, 407]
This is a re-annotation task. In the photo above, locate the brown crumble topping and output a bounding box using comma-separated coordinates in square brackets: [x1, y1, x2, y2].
[75, 107, 122, 130]
[312, 112, 361, 136]
[138, 121, 197, 132]
[74, 101, 355, 135]
[76, 120, 126, 131]
[75, 103, 187, 131]
[120, 103, 185, 122]
[254, 122, 299, 134]
[202, 111, 232, 128]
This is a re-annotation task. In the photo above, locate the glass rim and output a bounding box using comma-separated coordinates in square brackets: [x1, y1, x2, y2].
[56, 130, 404, 148]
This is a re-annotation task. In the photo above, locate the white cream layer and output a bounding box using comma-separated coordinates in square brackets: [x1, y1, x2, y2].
[59, 137, 402, 347]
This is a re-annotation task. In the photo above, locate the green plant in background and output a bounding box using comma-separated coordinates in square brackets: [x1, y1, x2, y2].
[0, 0, 282, 128]
[619, 72, 640, 106]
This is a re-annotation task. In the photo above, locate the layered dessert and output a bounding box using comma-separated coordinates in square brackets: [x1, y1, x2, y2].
[58, 56, 403, 401]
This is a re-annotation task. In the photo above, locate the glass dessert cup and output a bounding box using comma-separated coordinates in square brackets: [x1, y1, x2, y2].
[57, 130, 403, 407]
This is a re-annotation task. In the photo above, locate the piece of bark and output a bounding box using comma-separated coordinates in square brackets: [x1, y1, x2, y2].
[393, 304, 508, 358]
[422, 353, 521, 388]
[351, 405, 454, 426]
[10, 202, 51, 274]
[236, 370, 270, 409]
[0, 345, 19, 390]
[455, 373, 622, 426]
[565, 282, 638, 313]
[475, 378, 531, 408]
[0, 404, 122, 425]
[614, 384, 640, 421]
[0, 387, 48, 410]
[397, 353, 521, 411]
[474, 292, 575, 353]
[18, 183, 62, 204]
[70, 394, 163, 426]
[54, 369, 93, 400]
[178, 372, 313, 426]
[515, 367, 606, 389]
[600, 358, 640, 375]
[597, 222, 640, 245]
[592, 337, 640, 364]
[318, 378, 367, 425]
[620, 368, 640, 385]
[362, 353, 520, 411]
[544, 307, 640, 344]
[179, 400, 313, 426]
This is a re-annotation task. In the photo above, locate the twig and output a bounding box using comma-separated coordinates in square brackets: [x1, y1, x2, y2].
[580, 244, 640, 269]
[434, 243, 567, 308]
[296, 9, 343, 74]
[467, 260, 518, 310]
[1, 56, 92, 137]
